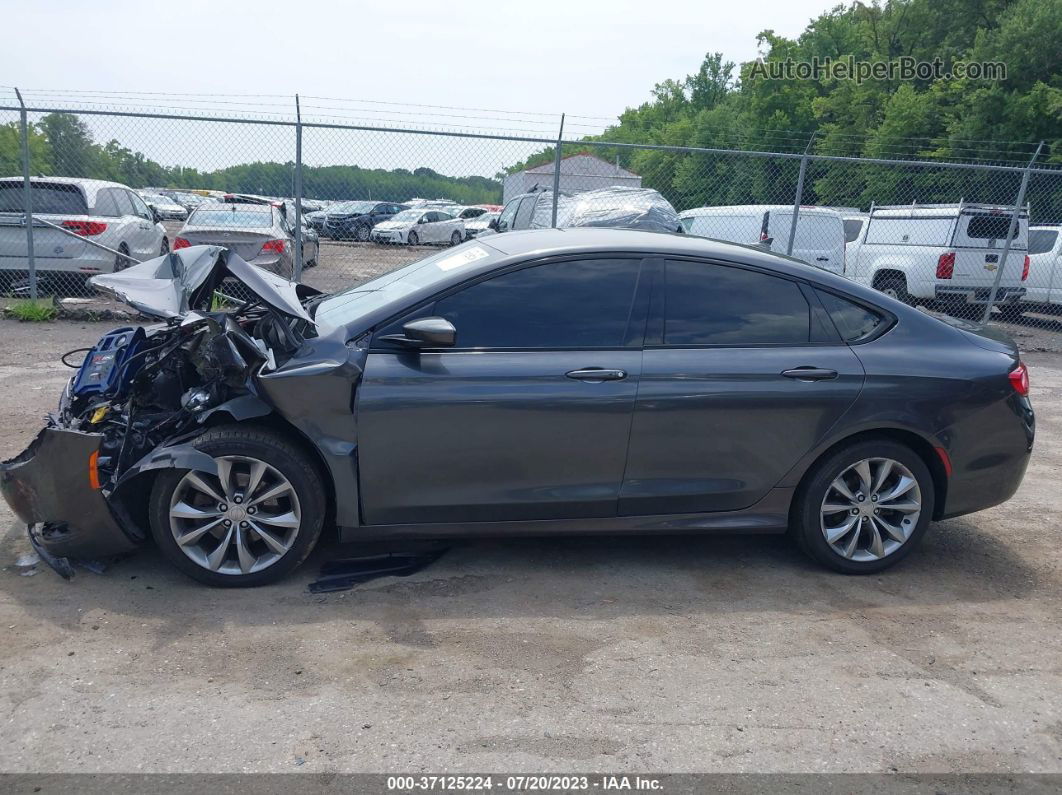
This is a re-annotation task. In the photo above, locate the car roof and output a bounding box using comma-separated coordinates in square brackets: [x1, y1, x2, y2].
[679, 204, 843, 218]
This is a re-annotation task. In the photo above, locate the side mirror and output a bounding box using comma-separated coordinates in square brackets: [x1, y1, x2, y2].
[488, 218, 499, 231]
[382, 317, 456, 348]
[758, 236, 774, 248]
[150, 207, 161, 224]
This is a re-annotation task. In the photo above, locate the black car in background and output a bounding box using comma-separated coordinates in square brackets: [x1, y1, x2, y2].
[325, 201, 407, 241]
[0, 229, 1034, 587]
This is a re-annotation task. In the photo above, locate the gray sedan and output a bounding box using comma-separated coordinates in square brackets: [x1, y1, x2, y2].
[172, 202, 318, 278]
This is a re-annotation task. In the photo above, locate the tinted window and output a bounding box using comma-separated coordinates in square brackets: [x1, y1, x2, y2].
[843, 218, 865, 243]
[434, 258, 641, 349]
[966, 214, 1018, 240]
[112, 189, 135, 216]
[94, 188, 122, 218]
[496, 198, 519, 231]
[513, 195, 537, 229]
[817, 290, 886, 342]
[0, 182, 87, 214]
[1029, 229, 1059, 255]
[127, 191, 151, 219]
[189, 208, 273, 228]
[662, 260, 810, 346]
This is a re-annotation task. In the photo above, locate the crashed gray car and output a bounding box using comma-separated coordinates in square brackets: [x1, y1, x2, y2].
[0, 230, 1034, 587]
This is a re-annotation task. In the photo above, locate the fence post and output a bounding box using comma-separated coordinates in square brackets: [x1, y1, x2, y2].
[981, 140, 1043, 324]
[551, 113, 565, 227]
[786, 131, 816, 257]
[14, 88, 37, 300]
[293, 94, 304, 282]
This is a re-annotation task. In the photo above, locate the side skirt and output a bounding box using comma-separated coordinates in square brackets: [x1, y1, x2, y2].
[339, 488, 794, 542]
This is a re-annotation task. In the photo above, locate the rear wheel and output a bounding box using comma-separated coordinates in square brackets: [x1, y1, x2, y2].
[114, 243, 133, 271]
[407, 230, 419, 246]
[874, 273, 912, 305]
[148, 426, 327, 587]
[791, 439, 935, 574]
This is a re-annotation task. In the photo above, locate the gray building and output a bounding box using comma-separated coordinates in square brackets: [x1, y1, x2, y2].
[503, 154, 641, 203]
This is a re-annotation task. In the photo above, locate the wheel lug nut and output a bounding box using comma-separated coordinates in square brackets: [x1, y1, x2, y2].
[871, 495, 878, 502]
[857, 495, 865, 502]
[861, 516, 868, 521]
[223, 519, 231, 526]
[850, 508, 859, 515]
[247, 507, 256, 515]
[240, 521, 248, 528]
[219, 504, 227, 512]
[234, 497, 242, 504]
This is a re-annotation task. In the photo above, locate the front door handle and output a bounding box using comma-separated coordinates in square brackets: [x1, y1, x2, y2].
[781, 367, 838, 381]
[566, 368, 627, 382]
[816, 256, 829, 262]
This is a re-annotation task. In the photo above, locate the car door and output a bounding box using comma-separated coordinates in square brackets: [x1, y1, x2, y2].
[356, 255, 649, 525]
[125, 190, 158, 259]
[619, 258, 865, 516]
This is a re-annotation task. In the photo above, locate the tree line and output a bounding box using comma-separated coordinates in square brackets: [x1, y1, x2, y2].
[0, 113, 502, 205]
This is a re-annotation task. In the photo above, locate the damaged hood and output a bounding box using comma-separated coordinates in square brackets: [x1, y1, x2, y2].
[89, 245, 316, 324]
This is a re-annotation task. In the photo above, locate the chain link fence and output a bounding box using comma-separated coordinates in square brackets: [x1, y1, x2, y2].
[1, 94, 1060, 345]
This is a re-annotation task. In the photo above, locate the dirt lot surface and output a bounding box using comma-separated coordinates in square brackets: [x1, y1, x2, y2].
[0, 318, 1060, 775]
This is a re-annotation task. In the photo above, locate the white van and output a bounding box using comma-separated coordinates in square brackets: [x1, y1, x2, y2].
[1019, 225, 1062, 314]
[679, 205, 846, 273]
[0, 176, 169, 278]
[848, 203, 1028, 307]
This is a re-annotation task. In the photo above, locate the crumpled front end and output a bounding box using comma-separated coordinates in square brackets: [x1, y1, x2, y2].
[1, 245, 322, 571]
[1, 427, 142, 560]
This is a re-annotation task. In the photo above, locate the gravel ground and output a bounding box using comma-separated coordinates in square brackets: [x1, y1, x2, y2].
[0, 318, 1060, 775]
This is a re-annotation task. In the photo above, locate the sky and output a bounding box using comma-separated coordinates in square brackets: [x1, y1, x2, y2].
[0, 0, 832, 178]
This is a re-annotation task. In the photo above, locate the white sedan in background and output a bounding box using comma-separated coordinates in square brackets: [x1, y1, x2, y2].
[371, 209, 465, 246]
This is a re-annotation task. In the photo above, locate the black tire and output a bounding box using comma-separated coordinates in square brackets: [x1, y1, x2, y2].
[790, 438, 935, 574]
[997, 304, 1025, 322]
[407, 230, 419, 246]
[114, 243, 133, 271]
[874, 274, 912, 305]
[159, 237, 169, 256]
[450, 231, 462, 246]
[355, 224, 371, 242]
[148, 425, 327, 587]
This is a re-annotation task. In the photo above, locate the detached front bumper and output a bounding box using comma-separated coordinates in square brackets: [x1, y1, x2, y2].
[0, 427, 142, 559]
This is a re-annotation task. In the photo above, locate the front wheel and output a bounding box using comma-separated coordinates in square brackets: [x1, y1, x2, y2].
[159, 237, 169, 256]
[148, 426, 327, 587]
[114, 243, 133, 271]
[791, 439, 935, 574]
[355, 224, 370, 242]
[450, 230, 462, 246]
[407, 230, 418, 246]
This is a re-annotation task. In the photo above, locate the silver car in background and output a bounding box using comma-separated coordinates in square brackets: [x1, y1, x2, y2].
[0, 176, 168, 283]
[173, 202, 318, 278]
[138, 191, 189, 221]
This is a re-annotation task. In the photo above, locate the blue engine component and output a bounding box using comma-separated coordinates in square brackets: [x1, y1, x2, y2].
[72, 327, 148, 399]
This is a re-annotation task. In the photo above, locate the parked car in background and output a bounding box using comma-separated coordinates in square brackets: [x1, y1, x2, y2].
[173, 202, 317, 278]
[847, 203, 1029, 312]
[305, 208, 331, 233]
[464, 211, 499, 240]
[138, 191, 189, 222]
[163, 191, 211, 215]
[679, 205, 846, 274]
[0, 177, 168, 281]
[325, 201, 407, 242]
[1018, 225, 1062, 315]
[449, 206, 489, 221]
[842, 212, 868, 263]
[370, 208, 464, 246]
[496, 187, 682, 235]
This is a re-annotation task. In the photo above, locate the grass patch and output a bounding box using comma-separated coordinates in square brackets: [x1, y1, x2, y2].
[7, 298, 57, 322]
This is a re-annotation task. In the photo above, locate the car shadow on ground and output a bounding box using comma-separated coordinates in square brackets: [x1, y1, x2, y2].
[1, 513, 1045, 635]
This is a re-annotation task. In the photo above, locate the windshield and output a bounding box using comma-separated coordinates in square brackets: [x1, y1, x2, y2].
[391, 209, 423, 222]
[333, 201, 375, 214]
[141, 194, 168, 204]
[189, 208, 273, 228]
[315, 243, 500, 328]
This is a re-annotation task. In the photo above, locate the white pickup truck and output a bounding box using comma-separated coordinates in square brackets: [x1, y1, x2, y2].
[846, 203, 1029, 313]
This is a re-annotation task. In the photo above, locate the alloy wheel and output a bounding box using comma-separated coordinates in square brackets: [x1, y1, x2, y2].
[819, 457, 921, 562]
[168, 455, 302, 576]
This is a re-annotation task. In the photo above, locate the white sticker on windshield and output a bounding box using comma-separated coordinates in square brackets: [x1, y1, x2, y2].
[436, 246, 490, 272]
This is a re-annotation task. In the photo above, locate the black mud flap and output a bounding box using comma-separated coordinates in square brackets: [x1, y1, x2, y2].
[308, 546, 448, 593]
[0, 428, 142, 559]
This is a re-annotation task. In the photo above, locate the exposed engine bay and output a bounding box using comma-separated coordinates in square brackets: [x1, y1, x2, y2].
[0, 246, 326, 569]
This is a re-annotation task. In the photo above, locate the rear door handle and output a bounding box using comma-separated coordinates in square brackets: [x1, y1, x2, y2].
[781, 367, 838, 381]
[816, 256, 829, 261]
[566, 368, 627, 382]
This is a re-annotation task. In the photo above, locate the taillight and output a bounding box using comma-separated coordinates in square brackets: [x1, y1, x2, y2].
[1022, 255, 1030, 281]
[1009, 362, 1029, 396]
[260, 239, 286, 254]
[936, 252, 955, 279]
[173, 237, 191, 249]
[61, 220, 107, 236]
